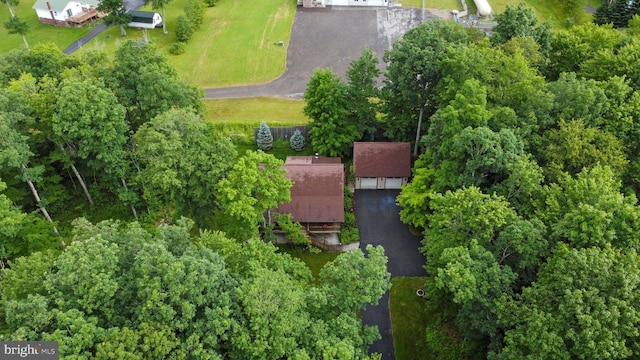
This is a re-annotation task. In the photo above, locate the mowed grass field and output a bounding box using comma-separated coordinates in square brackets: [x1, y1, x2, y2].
[78, 0, 296, 87]
[397, 0, 602, 26]
[202, 97, 309, 138]
[2, 0, 295, 88]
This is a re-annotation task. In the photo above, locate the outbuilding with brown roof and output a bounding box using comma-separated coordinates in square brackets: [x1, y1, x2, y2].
[353, 142, 411, 189]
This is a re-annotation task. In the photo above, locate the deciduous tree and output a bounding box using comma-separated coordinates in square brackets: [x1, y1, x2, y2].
[491, 2, 552, 56]
[134, 108, 236, 228]
[381, 19, 467, 151]
[97, 0, 132, 36]
[103, 41, 203, 129]
[2, 0, 29, 49]
[144, 0, 173, 34]
[304, 68, 356, 157]
[319, 244, 391, 314]
[346, 47, 380, 140]
[216, 150, 291, 240]
[499, 244, 640, 359]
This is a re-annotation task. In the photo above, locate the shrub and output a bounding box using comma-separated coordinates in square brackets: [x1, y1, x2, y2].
[340, 226, 359, 244]
[290, 129, 305, 151]
[170, 42, 186, 55]
[344, 186, 353, 212]
[204, 0, 218, 7]
[256, 121, 273, 151]
[175, 15, 193, 43]
[275, 213, 310, 246]
[344, 212, 356, 227]
[184, 0, 204, 30]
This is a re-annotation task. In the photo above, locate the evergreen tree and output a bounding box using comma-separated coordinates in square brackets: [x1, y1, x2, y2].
[594, 1, 613, 25]
[597, 0, 634, 27]
[256, 120, 273, 151]
[289, 129, 305, 151]
[175, 15, 193, 43]
[184, 0, 203, 30]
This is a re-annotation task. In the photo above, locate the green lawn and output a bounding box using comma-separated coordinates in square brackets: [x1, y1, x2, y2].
[402, 0, 465, 11]
[204, 97, 308, 124]
[389, 277, 432, 360]
[277, 245, 340, 282]
[77, 0, 296, 87]
[401, 0, 603, 26]
[204, 97, 309, 144]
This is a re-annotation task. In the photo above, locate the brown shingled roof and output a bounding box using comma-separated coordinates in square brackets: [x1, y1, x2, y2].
[353, 142, 412, 177]
[274, 157, 344, 223]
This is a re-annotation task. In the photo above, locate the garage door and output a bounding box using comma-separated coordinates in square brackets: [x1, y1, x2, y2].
[385, 178, 403, 189]
[360, 178, 378, 189]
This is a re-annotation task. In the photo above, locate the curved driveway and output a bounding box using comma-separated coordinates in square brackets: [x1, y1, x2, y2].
[356, 190, 427, 360]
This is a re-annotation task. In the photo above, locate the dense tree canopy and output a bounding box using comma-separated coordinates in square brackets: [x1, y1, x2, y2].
[381, 18, 468, 147]
[134, 108, 236, 228]
[1, 219, 390, 359]
[3, 5, 640, 359]
[393, 5, 640, 358]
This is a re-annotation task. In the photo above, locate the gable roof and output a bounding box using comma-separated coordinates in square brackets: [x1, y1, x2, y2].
[353, 142, 412, 178]
[33, 0, 98, 12]
[128, 10, 157, 23]
[275, 157, 344, 223]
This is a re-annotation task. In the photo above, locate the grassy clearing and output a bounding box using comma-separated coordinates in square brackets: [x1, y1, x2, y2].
[277, 245, 340, 281]
[204, 97, 308, 124]
[0, 2, 92, 53]
[78, 0, 295, 87]
[391, 277, 485, 359]
[400, 0, 602, 26]
[204, 97, 309, 144]
[389, 277, 431, 360]
[401, 0, 465, 11]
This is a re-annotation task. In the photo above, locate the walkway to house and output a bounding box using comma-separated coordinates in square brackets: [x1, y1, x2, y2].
[355, 190, 427, 360]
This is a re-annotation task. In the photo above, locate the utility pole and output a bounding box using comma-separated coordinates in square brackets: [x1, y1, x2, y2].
[421, 0, 425, 22]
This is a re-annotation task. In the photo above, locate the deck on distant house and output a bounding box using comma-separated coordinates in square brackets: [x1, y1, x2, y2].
[66, 8, 105, 24]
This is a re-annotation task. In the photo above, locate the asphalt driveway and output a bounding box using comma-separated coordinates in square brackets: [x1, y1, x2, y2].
[355, 190, 427, 360]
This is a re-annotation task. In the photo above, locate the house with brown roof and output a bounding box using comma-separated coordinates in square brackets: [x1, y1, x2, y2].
[353, 142, 411, 189]
[273, 155, 345, 244]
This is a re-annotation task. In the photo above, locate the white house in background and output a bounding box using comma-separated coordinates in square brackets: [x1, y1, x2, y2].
[32, 0, 103, 26]
[299, 0, 388, 8]
[353, 142, 412, 190]
[127, 10, 162, 29]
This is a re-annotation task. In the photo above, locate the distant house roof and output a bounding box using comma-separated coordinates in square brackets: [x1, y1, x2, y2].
[32, 0, 98, 12]
[275, 156, 344, 223]
[353, 142, 412, 178]
[128, 10, 157, 23]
